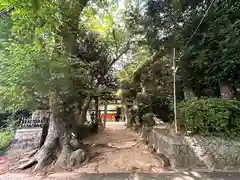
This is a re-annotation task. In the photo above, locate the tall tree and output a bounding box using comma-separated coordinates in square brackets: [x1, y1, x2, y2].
[0, 0, 131, 170]
[179, 0, 240, 98]
[127, 0, 240, 98]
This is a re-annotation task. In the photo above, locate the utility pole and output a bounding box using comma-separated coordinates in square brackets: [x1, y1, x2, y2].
[172, 48, 179, 133]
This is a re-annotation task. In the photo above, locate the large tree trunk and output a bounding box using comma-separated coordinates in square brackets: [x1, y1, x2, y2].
[19, 0, 91, 171]
[19, 94, 86, 171]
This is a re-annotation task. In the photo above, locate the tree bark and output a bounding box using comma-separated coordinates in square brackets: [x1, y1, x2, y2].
[19, 0, 92, 171]
[183, 87, 197, 100]
[93, 96, 103, 128]
[123, 99, 130, 124]
[103, 102, 107, 128]
[219, 82, 234, 100]
[19, 94, 86, 171]
[78, 96, 92, 125]
[39, 118, 49, 148]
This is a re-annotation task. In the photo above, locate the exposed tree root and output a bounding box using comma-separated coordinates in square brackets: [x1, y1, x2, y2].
[17, 95, 92, 172]
[18, 158, 37, 170]
[28, 148, 39, 158]
[18, 135, 87, 171]
[18, 148, 86, 171]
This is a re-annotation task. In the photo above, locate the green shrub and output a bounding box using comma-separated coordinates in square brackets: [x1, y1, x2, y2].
[178, 98, 240, 137]
[137, 93, 172, 122]
[0, 131, 13, 153]
[0, 116, 16, 154]
[2, 116, 19, 134]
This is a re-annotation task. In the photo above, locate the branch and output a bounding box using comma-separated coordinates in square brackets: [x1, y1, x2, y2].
[112, 29, 119, 53]
[95, 45, 129, 86]
[79, 0, 90, 11]
[108, 43, 130, 70]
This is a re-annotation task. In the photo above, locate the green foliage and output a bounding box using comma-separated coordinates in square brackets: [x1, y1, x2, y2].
[1, 115, 19, 134]
[0, 42, 72, 110]
[178, 98, 240, 137]
[135, 0, 240, 97]
[126, 91, 172, 127]
[0, 16, 12, 43]
[116, 45, 149, 82]
[81, 0, 130, 66]
[0, 0, 130, 112]
[137, 93, 172, 121]
[180, 0, 240, 92]
[0, 0, 81, 110]
[143, 0, 207, 52]
[0, 131, 13, 153]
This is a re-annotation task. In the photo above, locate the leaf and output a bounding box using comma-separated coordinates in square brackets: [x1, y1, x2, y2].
[104, 12, 113, 29]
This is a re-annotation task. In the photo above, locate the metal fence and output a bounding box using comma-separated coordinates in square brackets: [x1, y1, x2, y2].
[18, 117, 48, 128]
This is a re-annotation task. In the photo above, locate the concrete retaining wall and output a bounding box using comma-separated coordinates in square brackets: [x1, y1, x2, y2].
[11, 128, 42, 150]
[140, 125, 240, 171]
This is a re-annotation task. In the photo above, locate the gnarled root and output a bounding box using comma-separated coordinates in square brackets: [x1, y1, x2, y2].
[18, 136, 86, 172]
[18, 104, 88, 171]
[56, 148, 86, 168]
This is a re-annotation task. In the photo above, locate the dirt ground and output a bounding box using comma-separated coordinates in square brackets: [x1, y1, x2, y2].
[78, 122, 165, 173]
[0, 122, 167, 179]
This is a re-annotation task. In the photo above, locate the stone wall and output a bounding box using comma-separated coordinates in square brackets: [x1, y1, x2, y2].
[10, 124, 97, 151]
[11, 128, 42, 150]
[140, 125, 240, 171]
[10, 110, 49, 150]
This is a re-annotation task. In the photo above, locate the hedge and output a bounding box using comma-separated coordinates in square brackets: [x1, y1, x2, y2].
[178, 98, 240, 137]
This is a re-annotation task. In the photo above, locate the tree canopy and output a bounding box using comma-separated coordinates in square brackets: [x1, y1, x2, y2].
[0, 0, 131, 110]
[0, 0, 136, 171]
[117, 0, 240, 100]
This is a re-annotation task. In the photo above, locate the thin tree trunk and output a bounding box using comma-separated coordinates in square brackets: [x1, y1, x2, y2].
[103, 102, 107, 128]
[124, 99, 130, 124]
[219, 82, 234, 99]
[78, 96, 92, 125]
[183, 87, 197, 100]
[94, 96, 99, 122]
[94, 96, 103, 127]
